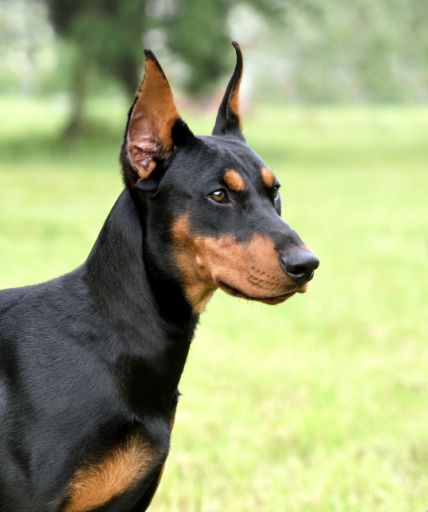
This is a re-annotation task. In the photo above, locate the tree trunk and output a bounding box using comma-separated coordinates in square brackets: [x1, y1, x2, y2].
[63, 50, 89, 143]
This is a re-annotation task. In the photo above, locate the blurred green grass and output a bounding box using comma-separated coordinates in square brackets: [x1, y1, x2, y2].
[0, 97, 427, 511]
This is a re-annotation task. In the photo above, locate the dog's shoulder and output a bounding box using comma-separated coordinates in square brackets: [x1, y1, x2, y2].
[0, 269, 115, 397]
[0, 268, 91, 338]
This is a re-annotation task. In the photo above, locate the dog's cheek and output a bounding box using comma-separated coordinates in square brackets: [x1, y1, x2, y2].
[170, 215, 217, 314]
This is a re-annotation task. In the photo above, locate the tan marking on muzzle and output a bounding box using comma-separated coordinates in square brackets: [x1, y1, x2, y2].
[171, 215, 296, 313]
[224, 169, 245, 191]
[261, 167, 275, 188]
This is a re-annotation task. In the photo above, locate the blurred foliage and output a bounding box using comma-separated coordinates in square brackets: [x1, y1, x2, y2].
[46, 0, 148, 97]
[261, 0, 428, 103]
[2, 0, 428, 139]
[158, 0, 281, 94]
[43, 0, 281, 95]
[40, 0, 281, 138]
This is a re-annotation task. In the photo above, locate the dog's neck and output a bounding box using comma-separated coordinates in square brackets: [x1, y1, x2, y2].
[83, 189, 198, 414]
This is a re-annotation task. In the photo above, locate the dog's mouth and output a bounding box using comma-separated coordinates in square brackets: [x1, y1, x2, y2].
[217, 280, 304, 305]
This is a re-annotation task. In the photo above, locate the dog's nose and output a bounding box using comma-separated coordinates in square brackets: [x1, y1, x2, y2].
[280, 250, 319, 284]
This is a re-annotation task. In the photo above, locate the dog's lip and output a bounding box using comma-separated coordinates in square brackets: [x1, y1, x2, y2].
[296, 281, 310, 294]
[217, 280, 297, 304]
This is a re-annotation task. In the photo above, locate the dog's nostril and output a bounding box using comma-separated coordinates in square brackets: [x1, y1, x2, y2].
[289, 264, 307, 276]
[280, 251, 319, 284]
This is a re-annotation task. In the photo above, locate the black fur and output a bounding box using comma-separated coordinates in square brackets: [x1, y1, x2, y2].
[0, 45, 318, 511]
[212, 41, 244, 139]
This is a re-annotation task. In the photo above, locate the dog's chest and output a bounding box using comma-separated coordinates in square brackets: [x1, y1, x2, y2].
[61, 434, 157, 512]
[59, 400, 178, 512]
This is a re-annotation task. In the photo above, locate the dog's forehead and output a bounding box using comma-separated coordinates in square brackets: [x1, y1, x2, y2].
[196, 135, 267, 179]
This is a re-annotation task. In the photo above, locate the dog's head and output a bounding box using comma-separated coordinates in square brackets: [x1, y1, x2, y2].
[120, 43, 319, 314]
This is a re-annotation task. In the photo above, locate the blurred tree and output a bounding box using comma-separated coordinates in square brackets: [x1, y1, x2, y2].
[4, 0, 428, 118]
[252, 0, 428, 103]
[45, 0, 149, 138]
[159, 0, 284, 94]
[43, 0, 282, 140]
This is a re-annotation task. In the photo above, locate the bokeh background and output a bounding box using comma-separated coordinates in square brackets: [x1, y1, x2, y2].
[1, 1, 427, 510]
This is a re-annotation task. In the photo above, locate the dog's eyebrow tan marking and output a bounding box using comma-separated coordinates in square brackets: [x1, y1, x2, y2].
[224, 169, 245, 191]
[260, 167, 275, 188]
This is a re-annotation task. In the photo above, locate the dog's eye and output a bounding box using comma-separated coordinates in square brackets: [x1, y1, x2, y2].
[273, 187, 280, 199]
[209, 190, 228, 203]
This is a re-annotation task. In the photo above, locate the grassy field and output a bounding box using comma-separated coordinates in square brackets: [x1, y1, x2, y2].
[1, 97, 427, 511]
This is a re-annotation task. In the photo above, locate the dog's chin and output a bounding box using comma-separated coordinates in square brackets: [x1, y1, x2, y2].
[217, 280, 306, 305]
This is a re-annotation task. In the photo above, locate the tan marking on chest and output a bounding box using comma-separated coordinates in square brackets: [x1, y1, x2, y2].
[224, 169, 245, 191]
[260, 167, 275, 188]
[63, 436, 154, 512]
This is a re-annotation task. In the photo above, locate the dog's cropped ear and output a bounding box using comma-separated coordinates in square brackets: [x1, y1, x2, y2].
[122, 49, 194, 189]
[212, 42, 245, 140]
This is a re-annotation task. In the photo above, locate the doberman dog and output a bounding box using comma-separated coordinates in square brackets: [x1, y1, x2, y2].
[0, 42, 319, 511]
